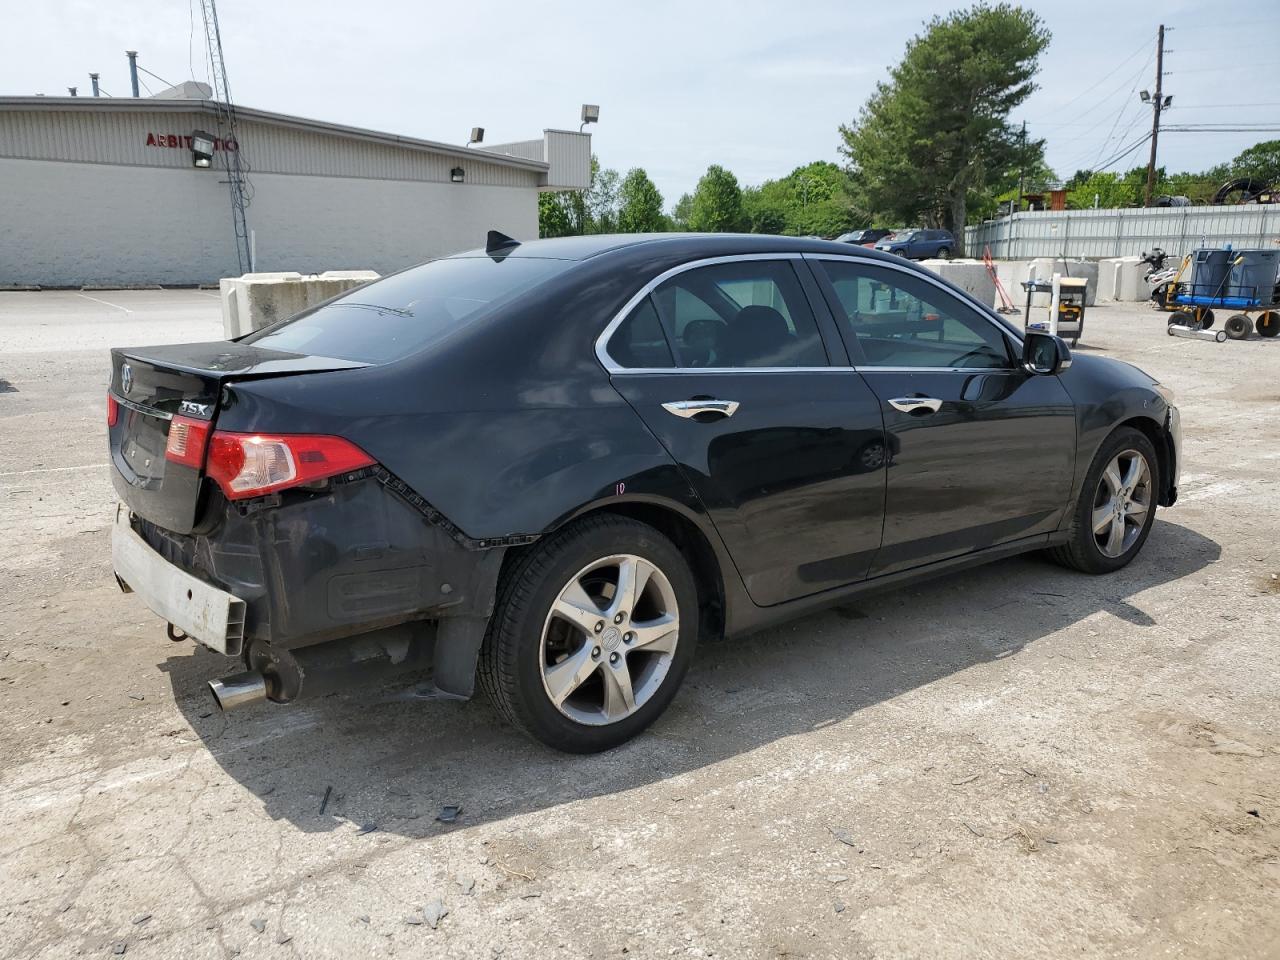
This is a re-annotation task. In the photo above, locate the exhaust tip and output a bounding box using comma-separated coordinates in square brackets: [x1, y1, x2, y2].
[209, 671, 268, 711]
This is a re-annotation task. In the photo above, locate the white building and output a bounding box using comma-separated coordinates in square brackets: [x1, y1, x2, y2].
[0, 94, 590, 286]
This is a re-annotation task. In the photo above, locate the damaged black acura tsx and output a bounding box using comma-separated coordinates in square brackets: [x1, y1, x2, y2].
[109, 232, 1180, 752]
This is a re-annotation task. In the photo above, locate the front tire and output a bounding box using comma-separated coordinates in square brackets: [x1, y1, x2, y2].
[478, 515, 699, 753]
[1047, 427, 1159, 574]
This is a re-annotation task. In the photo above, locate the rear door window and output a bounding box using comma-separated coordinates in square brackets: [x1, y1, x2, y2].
[242, 256, 571, 363]
[651, 260, 828, 368]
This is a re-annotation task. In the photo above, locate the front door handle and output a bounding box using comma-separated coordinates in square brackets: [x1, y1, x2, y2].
[888, 396, 943, 414]
[661, 399, 740, 419]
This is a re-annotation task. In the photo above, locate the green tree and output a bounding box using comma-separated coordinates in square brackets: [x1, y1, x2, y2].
[1231, 139, 1280, 185]
[839, 3, 1050, 254]
[688, 165, 745, 232]
[1066, 171, 1135, 209]
[538, 192, 574, 238]
[742, 184, 789, 234]
[671, 193, 694, 230]
[588, 164, 622, 233]
[535, 155, 622, 236]
[617, 168, 666, 233]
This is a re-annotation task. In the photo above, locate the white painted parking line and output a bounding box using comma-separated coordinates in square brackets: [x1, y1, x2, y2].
[76, 292, 132, 313]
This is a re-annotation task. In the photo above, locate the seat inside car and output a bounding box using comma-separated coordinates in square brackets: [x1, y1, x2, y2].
[722, 305, 793, 366]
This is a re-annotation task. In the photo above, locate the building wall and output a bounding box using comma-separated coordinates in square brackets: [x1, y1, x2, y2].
[0, 156, 537, 286]
[0, 106, 546, 286]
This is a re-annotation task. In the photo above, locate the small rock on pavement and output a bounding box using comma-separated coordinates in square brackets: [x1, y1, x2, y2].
[131, 913, 151, 925]
[250, 918, 266, 934]
[112, 943, 127, 955]
[423, 898, 448, 930]
[437, 804, 463, 823]
[835, 902, 846, 914]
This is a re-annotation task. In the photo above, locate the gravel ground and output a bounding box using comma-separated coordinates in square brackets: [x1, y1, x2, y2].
[1, 290, 1277, 959]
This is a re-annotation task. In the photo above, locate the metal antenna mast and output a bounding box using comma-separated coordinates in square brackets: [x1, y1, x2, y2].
[199, 0, 253, 272]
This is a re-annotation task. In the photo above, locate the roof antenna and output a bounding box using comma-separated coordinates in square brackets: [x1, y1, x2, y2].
[485, 230, 520, 257]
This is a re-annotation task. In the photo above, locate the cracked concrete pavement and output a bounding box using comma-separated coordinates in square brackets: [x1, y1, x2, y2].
[1, 290, 1277, 958]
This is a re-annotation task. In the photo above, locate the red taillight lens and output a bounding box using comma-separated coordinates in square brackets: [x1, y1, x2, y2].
[206, 432, 376, 500]
[164, 415, 212, 468]
[107, 393, 119, 427]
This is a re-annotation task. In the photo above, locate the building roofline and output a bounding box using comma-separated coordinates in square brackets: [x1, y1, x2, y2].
[0, 96, 550, 172]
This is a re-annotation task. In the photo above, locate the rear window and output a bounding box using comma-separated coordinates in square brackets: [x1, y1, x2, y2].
[242, 256, 571, 363]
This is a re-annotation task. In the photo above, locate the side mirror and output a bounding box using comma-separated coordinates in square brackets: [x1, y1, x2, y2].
[1022, 331, 1072, 375]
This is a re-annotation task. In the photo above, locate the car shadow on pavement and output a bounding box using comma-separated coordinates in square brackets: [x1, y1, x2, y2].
[161, 519, 1218, 836]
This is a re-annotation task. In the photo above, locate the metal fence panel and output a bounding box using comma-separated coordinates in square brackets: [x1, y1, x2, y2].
[967, 205, 1278, 259]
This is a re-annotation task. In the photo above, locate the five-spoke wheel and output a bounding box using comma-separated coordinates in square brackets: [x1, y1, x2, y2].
[1048, 426, 1160, 574]
[479, 515, 697, 753]
[1091, 450, 1152, 559]
[541, 554, 680, 726]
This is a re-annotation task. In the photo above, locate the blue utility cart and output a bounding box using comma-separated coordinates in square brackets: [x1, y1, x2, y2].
[1169, 247, 1280, 340]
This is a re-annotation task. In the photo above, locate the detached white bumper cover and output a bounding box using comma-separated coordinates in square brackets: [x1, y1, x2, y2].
[111, 507, 247, 655]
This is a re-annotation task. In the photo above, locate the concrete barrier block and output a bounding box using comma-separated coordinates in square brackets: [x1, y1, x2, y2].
[1114, 258, 1152, 301]
[1099, 257, 1144, 301]
[219, 271, 380, 338]
[918, 259, 997, 312]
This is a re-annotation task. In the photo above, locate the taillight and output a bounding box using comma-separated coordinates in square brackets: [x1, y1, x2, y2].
[164, 415, 212, 469]
[107, 393, 119, 427]
[206, 432, 376, 500]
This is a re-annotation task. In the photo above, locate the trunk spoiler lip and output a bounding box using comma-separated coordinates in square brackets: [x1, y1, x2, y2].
[111, 343, 371, 378]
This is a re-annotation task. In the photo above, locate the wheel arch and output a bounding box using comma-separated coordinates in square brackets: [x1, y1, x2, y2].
[499, 496, 729, 643]
[1116, 414, 1176, 506]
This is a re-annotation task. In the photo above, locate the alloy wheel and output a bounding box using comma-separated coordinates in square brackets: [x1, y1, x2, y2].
[1092, 449, 1151, 558]
[539, 554, 680, 726]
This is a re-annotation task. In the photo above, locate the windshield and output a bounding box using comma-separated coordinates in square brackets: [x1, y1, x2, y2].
[243, 256, 572, 364]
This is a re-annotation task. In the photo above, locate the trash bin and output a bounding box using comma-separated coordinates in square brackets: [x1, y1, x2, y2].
[1190, 248, 1233, 299]
[1229, 250, 1280, 306]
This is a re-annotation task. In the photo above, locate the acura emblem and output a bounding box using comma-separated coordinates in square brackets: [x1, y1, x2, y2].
[121, 364, 133, 395]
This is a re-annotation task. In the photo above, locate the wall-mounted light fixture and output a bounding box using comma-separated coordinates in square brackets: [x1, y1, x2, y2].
[451, 167, 465, 183]
[467, 127, 484, 147]
[580, 103, 599, 132]
[191, 130, 215, 168]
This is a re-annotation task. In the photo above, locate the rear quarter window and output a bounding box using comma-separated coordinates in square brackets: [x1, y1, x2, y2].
[242, 256, 571, 364]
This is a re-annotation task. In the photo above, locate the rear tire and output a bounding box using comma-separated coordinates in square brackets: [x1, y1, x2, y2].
[937, 247, 952, 260]
[478, 515, 699, 753]
[1256, 311, 1279, 338]
[1225, 314, 1254, 340]
[1047, 427, 1159, 574]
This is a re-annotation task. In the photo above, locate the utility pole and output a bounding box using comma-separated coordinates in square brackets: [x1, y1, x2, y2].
[1143, 24, 1165, 208]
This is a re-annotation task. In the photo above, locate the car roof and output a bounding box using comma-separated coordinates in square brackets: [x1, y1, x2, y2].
[448, 232, 896, 262]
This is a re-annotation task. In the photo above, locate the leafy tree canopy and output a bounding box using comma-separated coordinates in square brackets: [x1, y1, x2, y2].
[840, 3, 1050, 253]
[688, 165, 745, 232]
[1231, 139, 1280, 185]
[617, 168, 666, 233]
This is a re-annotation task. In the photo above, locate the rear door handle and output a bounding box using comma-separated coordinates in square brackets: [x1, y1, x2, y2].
[888, 396, 943, 414]
[661, 399, 740, 419]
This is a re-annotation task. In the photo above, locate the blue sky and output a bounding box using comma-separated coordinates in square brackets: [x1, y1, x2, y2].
[6, 0, 1277, 209]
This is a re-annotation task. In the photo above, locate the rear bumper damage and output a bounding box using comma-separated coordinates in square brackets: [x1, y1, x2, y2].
[112, 472, 511, 704]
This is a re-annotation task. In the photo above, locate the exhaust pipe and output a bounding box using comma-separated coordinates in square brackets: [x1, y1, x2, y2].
[209, 671, 268, 711]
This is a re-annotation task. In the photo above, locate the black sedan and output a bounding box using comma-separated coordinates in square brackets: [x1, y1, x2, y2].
[108, 233, 1181, 752]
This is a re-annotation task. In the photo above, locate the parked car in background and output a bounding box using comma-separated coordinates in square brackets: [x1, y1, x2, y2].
[109, 232, 1180, 753]
[875, 229, 956, 260]
[835, 228, 892, 247]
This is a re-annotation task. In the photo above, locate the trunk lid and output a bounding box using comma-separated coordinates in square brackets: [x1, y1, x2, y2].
[108, 341, 368, 534]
